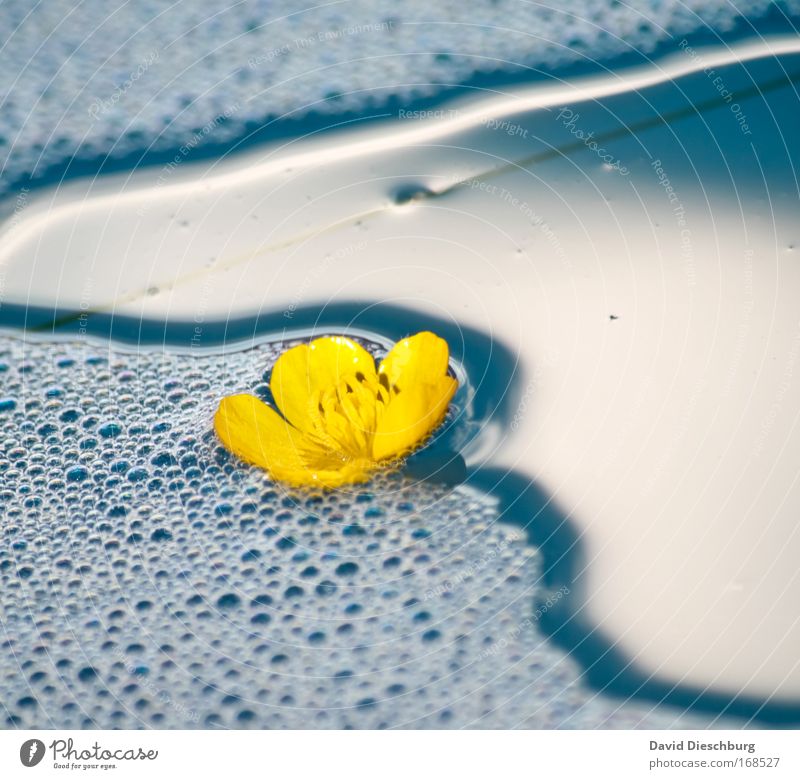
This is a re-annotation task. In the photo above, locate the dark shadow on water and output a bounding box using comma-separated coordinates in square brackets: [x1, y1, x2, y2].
[3, 7, 796, 199]
[1, 300, 799, 726]
[467, 469, 800, 727]
[0, 299, 518, 428]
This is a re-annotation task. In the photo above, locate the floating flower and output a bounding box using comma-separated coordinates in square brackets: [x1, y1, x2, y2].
[214, 332, 458, 488]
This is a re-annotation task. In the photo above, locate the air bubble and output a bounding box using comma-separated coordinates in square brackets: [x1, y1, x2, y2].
[65, 466, 89, 482]
[216, 594, 241, 610]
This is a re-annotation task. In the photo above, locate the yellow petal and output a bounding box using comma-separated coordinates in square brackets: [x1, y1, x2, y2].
[371, 376, 457, 461]
[214, 393, 313, 473]
[378, 331, 451, 392]
[270, 336, 377, 436]
[214, 393, 373, 488]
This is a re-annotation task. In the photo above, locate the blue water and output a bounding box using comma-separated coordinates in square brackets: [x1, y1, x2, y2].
[1, 2, 798, 198]
[2, 1, 800, 729]
[2, 301, 799, 725]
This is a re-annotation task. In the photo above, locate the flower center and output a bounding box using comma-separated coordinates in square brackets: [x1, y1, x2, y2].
[307, 370, 392, 459]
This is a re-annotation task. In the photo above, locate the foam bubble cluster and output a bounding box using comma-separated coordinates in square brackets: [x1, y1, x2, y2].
[0, 333, 728, 728]
[1, 0, 795, 194]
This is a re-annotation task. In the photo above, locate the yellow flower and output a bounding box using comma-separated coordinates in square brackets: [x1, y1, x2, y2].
[214, 331, 458, 488]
